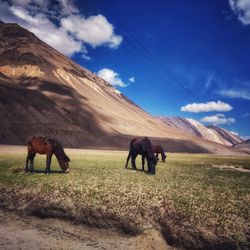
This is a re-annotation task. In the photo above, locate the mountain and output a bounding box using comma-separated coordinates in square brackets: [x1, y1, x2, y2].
[0, 21, 245, 154]
[233, 140, 250, 153]
[157, 116, 243, 146]
[206, 125, 243, 146]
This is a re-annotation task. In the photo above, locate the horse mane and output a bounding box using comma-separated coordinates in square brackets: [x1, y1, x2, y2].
[142, 137, 154, 159]
[159, 145, 166, 155]
[46, 138, 66, 160]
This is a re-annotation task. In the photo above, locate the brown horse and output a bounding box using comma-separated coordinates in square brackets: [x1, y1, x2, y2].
[124, 137, 157, 174]
[152, 145, 166, 163]
[25, 136, 70, 174]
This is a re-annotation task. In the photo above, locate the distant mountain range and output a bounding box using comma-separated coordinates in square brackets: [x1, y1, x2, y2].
[0, 21, 247, 154]
[157, 116, 243, 146]
[233, 139, 250, 153]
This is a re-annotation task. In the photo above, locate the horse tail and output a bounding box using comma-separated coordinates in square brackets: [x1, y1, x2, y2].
[27, 136, 36, 154]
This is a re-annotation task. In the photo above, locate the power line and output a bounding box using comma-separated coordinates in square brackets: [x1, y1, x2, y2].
[83, 2, 197, 102]
[102, 7, 200, 102]
[85, 13, 191, 100]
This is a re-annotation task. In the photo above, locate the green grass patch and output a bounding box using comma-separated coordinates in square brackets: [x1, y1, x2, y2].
[0, 152, 249, 249]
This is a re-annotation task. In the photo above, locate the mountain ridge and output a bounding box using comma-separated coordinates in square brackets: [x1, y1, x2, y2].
[157, 116, 243, 146]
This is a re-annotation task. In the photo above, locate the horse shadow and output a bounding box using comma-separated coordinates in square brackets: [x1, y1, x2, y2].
[26, 169, 65, 174]
[125, 168, 154, 175]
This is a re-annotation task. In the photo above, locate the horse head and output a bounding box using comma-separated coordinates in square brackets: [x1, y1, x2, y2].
[59, 155, 70, 173]
[162, 154, 166, 163]
[148, 154, 157, 175]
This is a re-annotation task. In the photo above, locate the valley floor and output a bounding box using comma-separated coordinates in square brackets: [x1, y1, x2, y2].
[0, 145, 249, 249]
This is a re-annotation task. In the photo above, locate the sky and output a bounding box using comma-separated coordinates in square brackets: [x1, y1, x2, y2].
[1, 0, 250, 138]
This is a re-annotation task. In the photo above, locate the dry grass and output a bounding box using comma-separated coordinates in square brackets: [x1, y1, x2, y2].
[0, 150, 249, 249]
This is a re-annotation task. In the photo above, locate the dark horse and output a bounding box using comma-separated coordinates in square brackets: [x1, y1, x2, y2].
[25, 136, 70, 174]
[152, 145, 166, 163]
[124, 137, 158, 174]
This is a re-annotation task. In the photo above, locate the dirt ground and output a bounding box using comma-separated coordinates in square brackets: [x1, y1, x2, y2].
[212, 164, 250, 172]
[0, 144, 125, 155]
[0, 209, 173, 250]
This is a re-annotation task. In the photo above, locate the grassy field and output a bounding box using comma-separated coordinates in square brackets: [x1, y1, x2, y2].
[0, 149, 249, 249]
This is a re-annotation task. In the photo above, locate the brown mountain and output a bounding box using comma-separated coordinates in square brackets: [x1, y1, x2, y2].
[157, 116, 243, 146]
[0, 21, 245, 154]
[206, 125, 243, 145]
[233, 140, 250, 153]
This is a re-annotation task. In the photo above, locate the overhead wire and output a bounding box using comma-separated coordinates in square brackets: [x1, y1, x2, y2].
[83, 1, 198, 102]
[101, 7, 200, 101]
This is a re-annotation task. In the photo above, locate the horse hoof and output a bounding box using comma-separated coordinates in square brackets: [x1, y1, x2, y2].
[64, 169, 70, 173]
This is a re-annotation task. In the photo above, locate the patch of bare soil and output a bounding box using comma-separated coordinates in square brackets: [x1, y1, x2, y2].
[0, 209, 172, 250]
[212, 164, 250, 172]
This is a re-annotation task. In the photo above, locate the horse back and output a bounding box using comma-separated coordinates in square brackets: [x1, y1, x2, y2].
[130, 137, 154, 156]
[28, 136, 53, 154]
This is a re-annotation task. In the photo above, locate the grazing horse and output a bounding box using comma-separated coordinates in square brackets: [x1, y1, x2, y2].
[124, 137, 158, 174]
[25, 136, 70, 174]
[152, 145, 166, 163]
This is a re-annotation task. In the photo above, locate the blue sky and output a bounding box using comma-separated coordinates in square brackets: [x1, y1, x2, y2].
[1, 0, 250, 138]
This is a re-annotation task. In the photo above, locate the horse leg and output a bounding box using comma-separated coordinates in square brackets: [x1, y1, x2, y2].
[30, 152, 36, 174]
[124, 151, 131, 169]
[131, 154, 137, 170]
[25, 153, 30, 172]
[46, 153, 52, 174]
[142, 155, 145, 171]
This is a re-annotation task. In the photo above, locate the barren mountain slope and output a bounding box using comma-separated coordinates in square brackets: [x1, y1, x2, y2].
[233, 140, 250, 153]
[207, 125, 243, 145]
[0, 21, 244, 154]
[157, 116, 243, 146]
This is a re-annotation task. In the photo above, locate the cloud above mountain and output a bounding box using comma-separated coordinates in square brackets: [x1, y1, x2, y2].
[229, 0, 250, 25]
[97, 68, 128, 87]
[181, 101, 233, 113]
[201, 114, 235, 125]
[0, 0, 122, 57]
[218, 88, 250, 100]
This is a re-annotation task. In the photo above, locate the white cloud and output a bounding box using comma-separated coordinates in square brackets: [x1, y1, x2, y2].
[128, 77, 135, 83]
[8, 5, 82, 56]
[218, 89, 250, 100]
[229, 0, 250, 25]
[0, 0, 122, 57]
[181, 101, 233, 113]
[230, 131, 239, 136]
[242, 113, 250, 118]
[61, 14, 122, 49]
[97, 68, 127, 87]
[201, 114, 235, 125]
[242, 135, 250, 140]
[205, 74, 213, 89]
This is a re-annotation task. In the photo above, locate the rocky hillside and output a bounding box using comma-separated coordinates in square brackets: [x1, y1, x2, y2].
[157, 116, 243, 146]
[0, 21, 244, 154]
[233, 140, 250, 153]
[207, 125, 243, 145]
